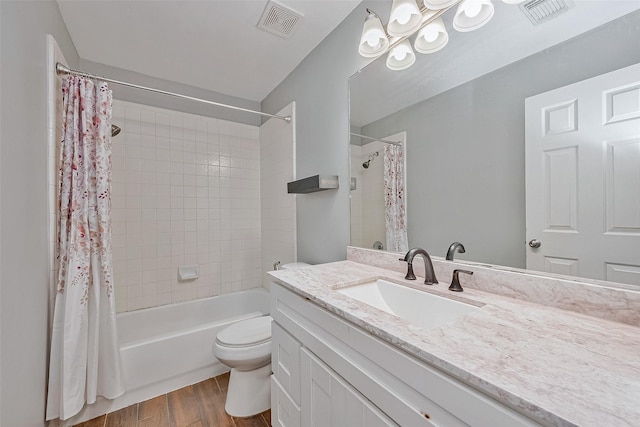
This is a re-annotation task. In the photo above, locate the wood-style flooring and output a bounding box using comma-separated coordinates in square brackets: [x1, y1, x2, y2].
[74, 372, 271, 427]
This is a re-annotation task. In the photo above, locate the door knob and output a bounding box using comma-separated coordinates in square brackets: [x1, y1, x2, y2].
[528, 239, 541, 248]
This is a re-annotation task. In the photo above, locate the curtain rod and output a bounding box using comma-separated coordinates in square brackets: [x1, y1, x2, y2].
[350, 132, 401, 146]
[56, 63, 291, 124]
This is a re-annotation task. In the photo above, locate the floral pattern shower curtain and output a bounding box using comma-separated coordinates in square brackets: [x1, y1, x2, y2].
[46, 76, 124, 421]
[384, 144, 408, 253]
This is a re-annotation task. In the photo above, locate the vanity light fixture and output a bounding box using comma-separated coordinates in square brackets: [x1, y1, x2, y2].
[359, 0, 525, 71]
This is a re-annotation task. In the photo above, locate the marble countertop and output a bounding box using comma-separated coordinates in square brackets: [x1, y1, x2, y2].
[269, 260, 640, 427]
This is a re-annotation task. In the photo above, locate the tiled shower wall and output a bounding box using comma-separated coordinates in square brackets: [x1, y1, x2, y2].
[111, 100, 262, 312]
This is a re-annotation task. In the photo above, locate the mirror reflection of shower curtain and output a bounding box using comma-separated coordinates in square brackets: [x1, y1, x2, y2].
[384, 144, 408, 252]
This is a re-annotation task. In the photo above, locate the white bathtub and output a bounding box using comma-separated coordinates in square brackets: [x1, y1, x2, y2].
[66, 288, 270, 425]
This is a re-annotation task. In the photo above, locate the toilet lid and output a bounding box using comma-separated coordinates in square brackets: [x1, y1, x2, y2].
[216, 316, 272, 347]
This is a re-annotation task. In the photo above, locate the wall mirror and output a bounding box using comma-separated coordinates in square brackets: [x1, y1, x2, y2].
[349, 1, 640, 287]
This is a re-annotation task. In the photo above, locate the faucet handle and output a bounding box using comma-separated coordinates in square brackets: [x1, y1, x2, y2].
[449, 269, 473, 292]
[399, 255, 417, 280]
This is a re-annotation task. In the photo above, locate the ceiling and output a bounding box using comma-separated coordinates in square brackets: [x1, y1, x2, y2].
[350, 0, 640, 127]
[57, 0, 361, 102]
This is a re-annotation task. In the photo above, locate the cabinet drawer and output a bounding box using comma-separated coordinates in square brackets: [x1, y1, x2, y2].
[272, 322, 301, 405]
[271, 376, 301, 427]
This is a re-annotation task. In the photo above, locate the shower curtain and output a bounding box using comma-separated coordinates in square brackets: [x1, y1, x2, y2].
[46, 76, 124, 421]
[384, 144, 408, 253]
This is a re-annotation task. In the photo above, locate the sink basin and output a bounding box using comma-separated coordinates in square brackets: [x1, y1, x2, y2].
[337, 279, 478, 329]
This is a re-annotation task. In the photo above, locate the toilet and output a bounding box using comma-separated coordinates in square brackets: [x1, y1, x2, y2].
[214, 315, 273, 417]
[213, 262, 309, 417]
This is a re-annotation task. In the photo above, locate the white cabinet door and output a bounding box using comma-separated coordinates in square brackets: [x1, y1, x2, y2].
[271, 377, 301, 427]
[300, 348, 398, 427]
[526, 62, 640, 285]
[272, 322, 301, 405]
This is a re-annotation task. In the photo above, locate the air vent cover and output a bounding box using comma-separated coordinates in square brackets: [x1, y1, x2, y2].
[258, 1, 303, 39]
[519, 0, 572, 26]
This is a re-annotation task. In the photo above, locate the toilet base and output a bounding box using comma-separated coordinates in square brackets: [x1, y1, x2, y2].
[224, 363, 272, 417]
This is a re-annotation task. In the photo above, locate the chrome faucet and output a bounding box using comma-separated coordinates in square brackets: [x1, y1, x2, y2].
[446, 242, 466, 261]
[400, 248, 438, 285]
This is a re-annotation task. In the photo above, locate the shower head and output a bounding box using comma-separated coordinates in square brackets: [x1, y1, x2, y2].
[111, 124, 121, 137]
[362, 151, 379, 169]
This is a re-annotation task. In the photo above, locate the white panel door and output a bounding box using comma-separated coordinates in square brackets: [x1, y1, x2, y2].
[300, 348, 398, 427]
[526, 62, 640, 285]
[272, 323, 301, 405]
[271, 377, 301, 427]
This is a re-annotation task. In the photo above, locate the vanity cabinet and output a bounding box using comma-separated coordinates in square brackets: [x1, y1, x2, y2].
[270, 283, 541, 427]
[271, 322, 394, 427]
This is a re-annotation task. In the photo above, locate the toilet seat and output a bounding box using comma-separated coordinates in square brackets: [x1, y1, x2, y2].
[216, 315, 272, 348]
[213, 315, 273, 372]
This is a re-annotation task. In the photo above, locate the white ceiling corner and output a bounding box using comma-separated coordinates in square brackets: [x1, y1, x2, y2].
[56, 0, 362, 102]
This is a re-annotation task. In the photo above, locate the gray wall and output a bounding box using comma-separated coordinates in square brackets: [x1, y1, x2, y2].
[361, 11, 640, 268]
[264, 3, 640, 265]
[0, 1, 79, 425]
[261, 3, 374, 264]
[80, 59, 262, 126]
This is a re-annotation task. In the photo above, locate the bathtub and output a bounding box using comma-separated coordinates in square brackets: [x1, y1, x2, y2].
[67, 288, 269, 425]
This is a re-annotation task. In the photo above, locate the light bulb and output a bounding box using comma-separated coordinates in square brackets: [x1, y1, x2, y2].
[453, 0, 494, 32]
[365, 31, 383, 47]
[359, 10, 390, 58]
[422, 26, 439, 43]
[388, 0, 422, 37]
[414, 17, 448, 54]
[394, 5, 412, 25]
[394, 47, 409, 61]
[386, 40, 415, 71]
[465, 1, 482, 17]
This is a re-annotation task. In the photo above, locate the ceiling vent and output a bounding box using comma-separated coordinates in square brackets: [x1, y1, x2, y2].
[257, 1, 303, 39]
[519, 0, 573, 26]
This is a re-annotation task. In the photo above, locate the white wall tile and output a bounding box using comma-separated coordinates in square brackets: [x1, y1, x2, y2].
[111, 100, 261, 312]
